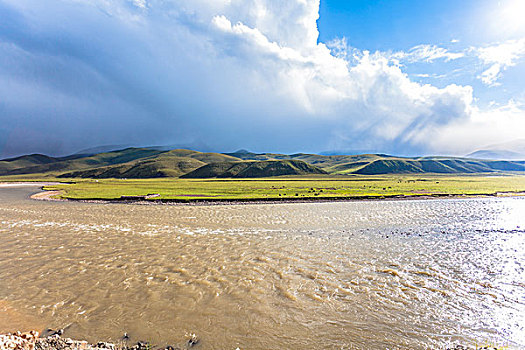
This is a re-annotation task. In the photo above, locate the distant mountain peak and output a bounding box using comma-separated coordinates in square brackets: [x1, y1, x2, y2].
[466, 138, 525, 160]
[74, 144, 130, 155]
[232, 149, 252, 154]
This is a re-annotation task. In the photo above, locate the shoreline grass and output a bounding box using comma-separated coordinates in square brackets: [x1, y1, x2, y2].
[5, 174, 523, 202]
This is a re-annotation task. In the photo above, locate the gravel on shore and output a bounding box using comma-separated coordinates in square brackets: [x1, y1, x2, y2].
[0, 331, 504, 350]
[0, 331, 176, 350]
[0, 331, 117, 350]
[0, 331, 200, 350]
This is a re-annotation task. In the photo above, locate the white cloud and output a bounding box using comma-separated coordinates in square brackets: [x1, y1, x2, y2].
[479, 63, 503, 86]
[476, 38, 525, 86]
[419, 100, 525, 154]
[0, 0, 523, 157]
[391, 44, 464, 63]
[477, 39, 525, 66]
[130, 0, 147, 9]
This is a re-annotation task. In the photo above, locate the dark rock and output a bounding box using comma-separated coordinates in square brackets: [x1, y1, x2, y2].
[187, 334, 199, 347]
[96, 341, 115, 349]
[130, 341, 151, 350]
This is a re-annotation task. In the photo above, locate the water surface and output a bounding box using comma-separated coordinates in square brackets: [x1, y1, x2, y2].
[0, 186, 524, 349]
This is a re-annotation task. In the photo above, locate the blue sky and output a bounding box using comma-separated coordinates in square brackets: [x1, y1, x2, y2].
[319, 0, 525, 105]
[319, 0, 483, 49]
[0, 0, 524, 157]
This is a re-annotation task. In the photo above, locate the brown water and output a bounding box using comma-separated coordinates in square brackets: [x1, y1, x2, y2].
[0, 186, 524, 349]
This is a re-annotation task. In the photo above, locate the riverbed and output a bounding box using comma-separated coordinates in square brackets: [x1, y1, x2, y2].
[0, 185, 524, 349]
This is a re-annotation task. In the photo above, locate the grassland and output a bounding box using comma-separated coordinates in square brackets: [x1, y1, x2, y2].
[2, 147, 525, 202]
[35, 175, 525, 202]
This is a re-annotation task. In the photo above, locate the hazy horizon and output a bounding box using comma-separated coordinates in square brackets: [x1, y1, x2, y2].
[2, 140, 525, 161]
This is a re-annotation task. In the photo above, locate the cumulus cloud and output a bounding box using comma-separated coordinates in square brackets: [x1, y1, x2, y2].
[419, 100, 525, 154]
[0, 0, 523, 157]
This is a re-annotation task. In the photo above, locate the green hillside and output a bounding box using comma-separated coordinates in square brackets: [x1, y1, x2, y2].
[1, 147, 525, 179]
[0, 153, 88, 174]
[55, 149, 240, 179]
[181, 160, 327, 178]
[172, 149, 241, 163]
[353, 158, 525, 175]
[0, 148, 165, 176]
[1, 154, 59, 167]
[59, 155, 206, 179]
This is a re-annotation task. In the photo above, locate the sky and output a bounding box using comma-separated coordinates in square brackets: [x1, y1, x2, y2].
[1, 0, 525, 157]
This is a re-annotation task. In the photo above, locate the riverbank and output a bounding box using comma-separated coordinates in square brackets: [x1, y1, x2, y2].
[0, 331, 169, 350]
[26, 185, 525, 206]
[33, 176, 525, 203]
[0, 182, 63, 188]
[3, 175, 525, 205]
[0, 331, 115, 350]
[0, 331, 505, 350]
[30, 190, 65, 202]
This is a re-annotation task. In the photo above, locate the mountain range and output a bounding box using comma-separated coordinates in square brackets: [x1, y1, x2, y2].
[1, 147, 525, 178]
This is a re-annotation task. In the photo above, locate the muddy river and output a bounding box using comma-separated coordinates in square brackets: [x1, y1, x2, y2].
[0, 185, 524, 349]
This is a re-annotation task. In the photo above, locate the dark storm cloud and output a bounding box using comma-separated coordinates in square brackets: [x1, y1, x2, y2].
[1, 0, 522, 158]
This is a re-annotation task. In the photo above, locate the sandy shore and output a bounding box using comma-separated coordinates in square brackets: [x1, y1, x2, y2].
[30, 190, 65, 202]
[0, 182, 66, 202]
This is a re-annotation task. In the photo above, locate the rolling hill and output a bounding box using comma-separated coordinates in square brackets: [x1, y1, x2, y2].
[181, 160, 327, 178]
[0, 148, 166, 176]
[2, 146, 525, 178]
[55, 149, 243, 178]
[351, 158, 525, 175]
[58, 157, 206, 179]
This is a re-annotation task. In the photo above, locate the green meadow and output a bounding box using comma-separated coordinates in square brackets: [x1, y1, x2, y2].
[40, 175, 525, 201]
[2, 147, 525, 202]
